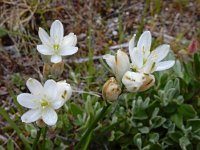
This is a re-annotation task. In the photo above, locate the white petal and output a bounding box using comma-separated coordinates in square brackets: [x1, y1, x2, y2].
[62, 33, 77, 46]
[137, 31, 151, 58]
[21, 109, 42, 123]
[52, 82, 72, 109]
[17, 93, 40, 108]
[50, 20, 64, 44]
[50, 55, 62, 63]
[42, 107, 57, 126]
[151, 44, 170, 62]
[44, 79, 57, 99]
[26, 78, 44, 95]
[131, 47, 143, 69]
[141, 60, 155, 74]
[116, 50, 130, 81]
[38, 27, 51, 46]
[103, 54, 116, 74]
[122, 71, 145, 92]
[155, 60, 175, 71]
[57, 82, 72, 101]
[37, 45, 53, 55]
[129, 34, 136, 61]
[59, 46, 78, 56]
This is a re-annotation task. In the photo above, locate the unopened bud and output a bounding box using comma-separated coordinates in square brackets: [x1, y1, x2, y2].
[139, 74, 155, 92]
[51, 62, 64, 77]
[43, 64, 51, 78]
[36, 119, 46, 128]
[122, 71, 145, 92]
[122, 71, 155, 93]
[102, 77, 121, 102]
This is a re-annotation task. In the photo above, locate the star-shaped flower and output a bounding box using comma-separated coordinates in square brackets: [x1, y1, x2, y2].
[37, 20, 78, 63]
[17, 78, 72, 126]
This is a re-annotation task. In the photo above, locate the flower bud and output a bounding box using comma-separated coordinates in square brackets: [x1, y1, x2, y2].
[51, 62, 64, 77]
[102, 77, 121, 102]
[138, 74, 155, 92]
[36, 119, 46, 128]
[122, 71, 145, 92]
[43, 63, 51, 78]
[122, 71, 155, 92]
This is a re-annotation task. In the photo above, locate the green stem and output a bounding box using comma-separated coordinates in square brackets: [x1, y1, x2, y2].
[41, 127, 48, 149]
[75, 104, 110, 150]
[32, 128, 42, 150]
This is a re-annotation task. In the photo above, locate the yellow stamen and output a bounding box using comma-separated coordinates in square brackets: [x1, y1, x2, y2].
[40, 99, 49, 108]
[53, 44, 60, 54]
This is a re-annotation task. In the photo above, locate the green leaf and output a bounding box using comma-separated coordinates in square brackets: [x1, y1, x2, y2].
[179, 136, 190, 150]
[194, 53, 200, 76]
[133, 133, 142, 150]
[150, 116, 166, 129]
[25, 124, 37, 138]
[7, 139, 14, 150]
[44, 139, 54, 150]
[174, 78, 180, 92]
[173, 60, 184, 78]
[159, 73, 169, 88]
[0, 146, 5, 150]
[196, 142, 200, 150]
[171, 113, 183, 129]
[165, 88, 176, 101]
[142, 97, 150, 109]
[164, 80, 174, 92]
[149, 144, 162, 150]
[69, 103, 83, 116]
[0, 28, 7, 37]
[149, 133, 159, 143]
[151, 107, 159, 118]
[133, 109, 148, 120]
[163, 104, 177, 114]
[178, 104, 197, 119]
[163, 120, 175, 132]
[115, 131, 125, 140]
[187, 119, 200, 131]
[85, 96, 94, 116]
[174, 95, 184, 105]
[138, 126, 149, 134]
[169, 131, 183, 143]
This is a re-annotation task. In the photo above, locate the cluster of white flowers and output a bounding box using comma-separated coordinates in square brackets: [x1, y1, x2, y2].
[17, 20, 175, 126]
[17, 20, 76, 126]
[103, 31, 175, 92]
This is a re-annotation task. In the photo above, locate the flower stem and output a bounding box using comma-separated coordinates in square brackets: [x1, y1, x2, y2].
[32, 128, 42, 150]
[41, 127, 48, 149]
[75, 104, 110, 150]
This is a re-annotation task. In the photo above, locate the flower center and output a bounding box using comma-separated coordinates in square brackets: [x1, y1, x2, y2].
[131, 64, 138, 72]
[53, 44, 60, 54]
[40, 99, 49, 108]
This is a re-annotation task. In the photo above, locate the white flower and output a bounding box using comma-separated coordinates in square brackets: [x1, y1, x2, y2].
[122, 71, 145, 92]
[37, 20, 78, 63]
[129, 31, 175, 74]
[122, 71, 155, 92]
[17, 78, 72, 126]
[103, 49, 130, 82]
